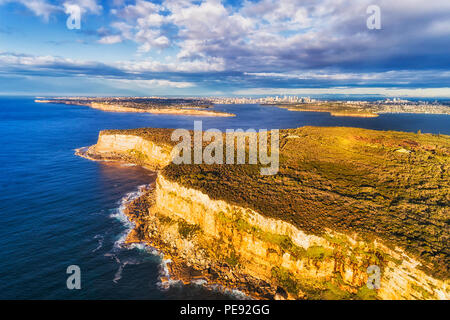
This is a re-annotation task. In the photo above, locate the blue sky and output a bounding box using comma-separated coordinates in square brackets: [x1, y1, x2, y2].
[0, 0, 450, 97]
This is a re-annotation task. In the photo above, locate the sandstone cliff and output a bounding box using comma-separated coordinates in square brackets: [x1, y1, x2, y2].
[77, 129, 450, 300]
[76, 132, 173, 170]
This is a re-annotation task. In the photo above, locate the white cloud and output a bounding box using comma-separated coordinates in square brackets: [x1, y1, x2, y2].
[98, 35, 122, 44]
[0, 0, 103, 20]
[118, 56, 226, 73]
[79, 0, 450, 73]
[106, 0, 168, 51]
[243, 70, 448, 83]
[234, 87, 450, 98]
[2, 0, 450, 92]
[63, 0, 102, 14]
[2, 51, 450, 95]
[110, 79, 195, 89]
[0, 51, 225, 74]
[0, 52, 80, 66]
[3, 0, 59, 21]
[116, 0, 160, 20]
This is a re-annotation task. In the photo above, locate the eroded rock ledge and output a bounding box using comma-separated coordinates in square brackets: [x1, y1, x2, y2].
[76, 127, 450, 300]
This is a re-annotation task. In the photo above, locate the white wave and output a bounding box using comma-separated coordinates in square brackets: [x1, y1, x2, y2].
[104, 252, 121, 266]
[92, 235, 104, 253]
[113, 262, 125, 283]
[227, 289, 250, 300]
[120, 163, 137, 167]
[154, 258, 248, 299]
[128, 243, 148, 251]
[159, 259, 171, 278]
[110, 184, 148, 250]
[113, 259, 143, 283]
[206, 283, 250, 300]
[107, 184, 167, 283]
[192, 279, 208, 286]
[107, 184, 246, 299]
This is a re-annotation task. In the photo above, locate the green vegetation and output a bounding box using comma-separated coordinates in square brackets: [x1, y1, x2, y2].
[225, 250, 240, 267]
[215, 210, 338, 263]
[127, 149, 148, 165]
[322, 282, 353, 300]
[271, 267, 301, 296]
[271, 266, 379, 300]
[411, 283, 433, 300]
[281, 102, 379, 117]
[355, 286, 378, 300]
[178, 220, 201, 239]
[110, 126, 450, 279]
[156, 212, 176, 226]
[39, 97, 236, 116]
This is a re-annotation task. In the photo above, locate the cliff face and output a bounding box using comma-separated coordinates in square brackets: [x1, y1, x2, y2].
[78, 133, 172, 170]
[140, 175, 448, 300]
[78, 131, 450, 300]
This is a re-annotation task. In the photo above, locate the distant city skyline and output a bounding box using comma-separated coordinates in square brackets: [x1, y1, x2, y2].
[1, 0, 450, 97]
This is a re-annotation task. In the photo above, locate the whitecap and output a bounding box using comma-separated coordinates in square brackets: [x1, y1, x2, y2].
[109, 184, 148, 250]
[92, 234, 104, 253]
[121, 163, 137, 167]
[106, 184, 244, 298]
[113, 262, 125, 283]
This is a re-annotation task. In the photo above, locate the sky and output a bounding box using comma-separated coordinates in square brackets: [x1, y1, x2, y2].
[0, 0, 450, 97]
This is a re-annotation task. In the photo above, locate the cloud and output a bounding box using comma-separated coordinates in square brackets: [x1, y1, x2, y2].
[0, 51, 226, 76]
[0, 52, 450, 92]
[110, 79, 195, 89]
[65, 0, 102, 14]
[1, 51, 450, 95]
[0, 0, 59, 21]
[0, 0, 102, 21]
[233, 87, 450, 98]
[244, 70, 450, 86]
[118, 57, 226, 73]
[0, 52, 127, 78]
[92, 0, 450, 75]
[98, 34, 122, 44]
[2, 0, 450, 95]
[107, 0, 170, 52]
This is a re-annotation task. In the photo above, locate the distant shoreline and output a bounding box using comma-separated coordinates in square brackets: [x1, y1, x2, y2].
[277, 101, 450, 118]
[35, 99, 235, 117]
[284, 107, 379, 118]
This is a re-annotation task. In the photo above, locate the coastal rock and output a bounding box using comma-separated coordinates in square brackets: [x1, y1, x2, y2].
[76, 129, 450, 300]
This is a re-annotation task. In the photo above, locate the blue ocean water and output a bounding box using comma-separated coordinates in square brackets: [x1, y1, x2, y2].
[0, 97, 448, 299]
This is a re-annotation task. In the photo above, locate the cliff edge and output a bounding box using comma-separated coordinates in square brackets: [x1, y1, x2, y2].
[76, 126, 450, 300]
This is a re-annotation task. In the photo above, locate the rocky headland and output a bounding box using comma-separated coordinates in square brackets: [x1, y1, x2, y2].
[76, 127, 450, 300]
[36, 98, 235, 117]
[280, 101, 450, 117]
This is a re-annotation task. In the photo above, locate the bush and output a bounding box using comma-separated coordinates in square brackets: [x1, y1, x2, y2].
[178, 221, 200, 239]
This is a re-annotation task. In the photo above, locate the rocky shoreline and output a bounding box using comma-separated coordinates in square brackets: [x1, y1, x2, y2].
[76, 147, 277, 299]
[36, 99, 235, 117]
[122, 185, 279, 299]
[75, 128, 450, 300]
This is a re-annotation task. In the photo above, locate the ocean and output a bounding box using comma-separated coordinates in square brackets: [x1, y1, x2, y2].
[0, 97, 448, 299]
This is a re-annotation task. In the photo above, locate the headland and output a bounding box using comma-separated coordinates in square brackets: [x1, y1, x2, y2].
[76, 126, 450, 300]
[35, 97, 235, 117]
